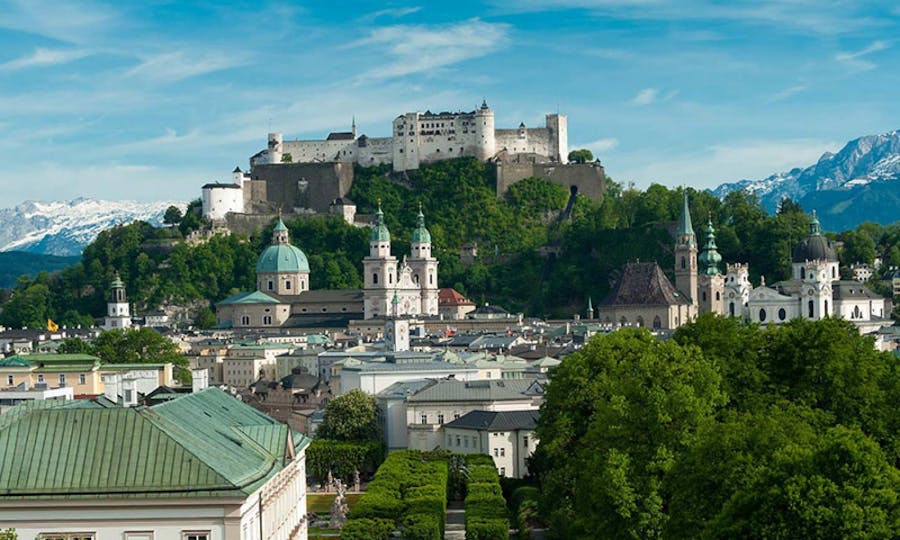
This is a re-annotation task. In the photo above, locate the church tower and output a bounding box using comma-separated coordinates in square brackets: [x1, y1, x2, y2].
[384, 292, 410, 352]
[408, 203, 439, 316]
[697, 217, 725, 315]
[363, 202, 397, 318]
[104, 273, 132, 330]
[256, 217, 310, 296]
[674, 192, 698, 307]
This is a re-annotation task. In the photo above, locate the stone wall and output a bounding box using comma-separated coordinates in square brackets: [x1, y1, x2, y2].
[495, 160, 606, 201]
[249, 162, 354, 213]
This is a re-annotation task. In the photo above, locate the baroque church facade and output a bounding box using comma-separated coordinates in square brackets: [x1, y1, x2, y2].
[215, 207, 439, 329]
[598, 194, 888, 333]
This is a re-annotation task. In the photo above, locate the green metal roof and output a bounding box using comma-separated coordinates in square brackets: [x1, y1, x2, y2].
[0, 388, 311, 500]
[21, 354, 100, 363]
[678, 192, 695, 238]
[369, 205, 391, 243]
[256, 243, 310, 274]
[411, 207, 431, 244]
[111, 274, 125, 290]
[0, 356, 33, 367]
[273, 217, 288, 232]
[101, 363, 170, 370]
[216, 290, 281, 306]
[698, 217, 723, 276]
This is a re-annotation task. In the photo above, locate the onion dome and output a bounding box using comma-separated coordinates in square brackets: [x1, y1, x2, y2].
[370, 201, 391, 243]
[256, 217, 309, 273]
[110, 273, 125, 290]
[411, 203, 431, 244]
[698, 217, 723, 275]
[791, 211, 837, 263]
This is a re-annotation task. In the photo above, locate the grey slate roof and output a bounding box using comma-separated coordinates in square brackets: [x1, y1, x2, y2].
[406, 378, 539, 403]
[445, 409, 540, 431]
[600, 262, 691, 307]
[833, 281, 883, 300]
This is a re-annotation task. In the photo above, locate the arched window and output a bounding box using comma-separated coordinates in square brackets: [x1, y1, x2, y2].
[759, 308, 766, 322]
[267, 280, 274, 291]
[832, 267, 836, 279]
[241, 315, 250, 326]
[619, 316, 627, 326]
[636, 316, 644, 327]
[681, 257, 686, 269]
[263, 315, 272, 325]
[702, 291, 707, 302]
[853, 305, 862, 319]
[729, 302, 735, 316]
[715, 291, 721, 301]
[301, 280, 305, 290]
[778, 308, 786, 321]
[373, 273, 378, 284]
[413, 274, 419, 284]
[653, 316, 662, 329]
[808, 300, 814, 318]
[285, 280, 291, 290]
[824, 300, 829, 315]
[389, 273, 393, 284]
[801, 267, 805, 279]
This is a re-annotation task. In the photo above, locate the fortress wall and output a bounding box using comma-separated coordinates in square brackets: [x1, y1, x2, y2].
[357, 137, 394, 166]
[495, 161, 606, 201]
[282, 140, 351, 163]
[249, 162, 354, 213]
[495, 128, 552, 157]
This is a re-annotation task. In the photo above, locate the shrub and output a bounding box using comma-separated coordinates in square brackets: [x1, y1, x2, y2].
[306, 439, 385, 482]
[464, 455, 510, 540]
[509, 486, 540, 515]
[466, 519, 510, 540]
[348, 492, 404, 520]
[467, 482, 503, 498]
[402, 513, 443, 540]
[341, 517, 395, 540]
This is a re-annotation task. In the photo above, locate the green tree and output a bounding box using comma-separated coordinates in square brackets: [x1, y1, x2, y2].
[194, 307, 217, 329]
[0, 528, 17, 540]
[57, 337, 93, 354]
[316, 388, 380, 441]
[163, 205, 183, 225]
[533, 329, 725, 538]
[92, 327, 190, 383]
[0, 280, 52, 328]
[567, 149, 594, 163]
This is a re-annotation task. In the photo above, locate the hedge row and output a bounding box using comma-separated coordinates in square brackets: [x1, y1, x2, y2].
[346, 450, 449, 540]
[305, 439, 385, 482]
[465, 455, 509, 540]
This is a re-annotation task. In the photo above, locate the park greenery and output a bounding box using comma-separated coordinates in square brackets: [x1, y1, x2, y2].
[58, 328, 190, 382]
[1, 157, 899, 327]
[316, 389, 381, 441]
[532, 315, 900, 539]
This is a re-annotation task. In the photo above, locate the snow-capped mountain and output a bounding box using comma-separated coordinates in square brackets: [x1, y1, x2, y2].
[712, 130, 900, 230]
[0, 198, 188, 256]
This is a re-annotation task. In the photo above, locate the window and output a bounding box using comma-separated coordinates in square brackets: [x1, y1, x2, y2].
[389, 273, 393, 284]
[729, 302, 735, 317]
[702, 291, 707, 302]
[241, 315, 250, 326]
[373, 273, 378, 284]
[824, 300, 829, 315]
[493, 448, 499, 457]
[523, 436, 528, 448]
[500, 467, 506, 477]
[759, 309, 766, 322]
[79, 373, 86, 385]
[716, 291, 720, 301]
[808, 300, 814, 318]
[500, 448, 505, 457]
[285, 280, 292, 290]
[681, 257, 686, 269]
[778, 308, 787, 321]
[832, 267, 836, 278]
[421, 414, 427, 425]
[456, 436, 461, 447]
[124, 533, 154, 540]
[263, 315, 272, 325]
[801, 267, 806, 279]
[464, 437, 469, 448]
[6, 375, 12, 385]
[454, 413, 460, 420]
[267, 280, 274, 291]
[183, 534, 210, 540]
[59, 373, 66, 385]
[40, 535, 95, 540]
[38, 374, 45, 383]
[438, 414, 444, 424]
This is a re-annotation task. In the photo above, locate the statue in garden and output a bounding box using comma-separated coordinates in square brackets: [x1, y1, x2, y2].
[330, 479, 349, 529]
[353, 469, 361, 492]
[326, 470, 334, 493]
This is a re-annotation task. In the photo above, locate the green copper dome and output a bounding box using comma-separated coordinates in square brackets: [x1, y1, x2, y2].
[110, 274, 125, 290]
[411, 205, 431, 244]
[370, 204, 391, 243]
[698, 218, 723, 275]
[256, 243, 309, 273]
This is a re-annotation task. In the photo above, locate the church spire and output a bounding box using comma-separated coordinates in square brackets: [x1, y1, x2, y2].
[586, 296, 593, 319]
[678, 191, 695, 241]
[698, 216, 723, 276]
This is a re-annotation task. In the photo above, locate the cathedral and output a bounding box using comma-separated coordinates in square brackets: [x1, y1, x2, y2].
[598, 194, 889, 333]
[215, 205, 439, 329]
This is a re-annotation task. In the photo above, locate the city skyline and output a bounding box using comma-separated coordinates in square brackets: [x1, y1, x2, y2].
[0, 0, 898, 203]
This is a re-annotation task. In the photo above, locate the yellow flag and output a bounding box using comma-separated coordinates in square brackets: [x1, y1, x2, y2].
[47, 319, 59, 332]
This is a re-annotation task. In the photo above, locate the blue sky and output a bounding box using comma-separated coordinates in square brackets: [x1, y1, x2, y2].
[0, 0, 898, 204]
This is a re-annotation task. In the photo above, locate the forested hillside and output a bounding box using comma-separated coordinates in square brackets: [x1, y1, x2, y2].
[1, 157, 898, 328]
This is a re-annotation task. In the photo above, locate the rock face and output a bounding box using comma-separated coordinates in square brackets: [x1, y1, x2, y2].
[0, 198, 186, 256]
[712, 130, 900, 231]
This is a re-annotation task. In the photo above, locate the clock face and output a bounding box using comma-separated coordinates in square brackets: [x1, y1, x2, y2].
[729, 292, 735, 299]
[808, 289, 814, 296]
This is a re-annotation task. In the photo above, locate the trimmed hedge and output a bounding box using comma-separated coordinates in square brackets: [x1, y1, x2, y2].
[306, 439, 385, 482]
[465, 456, 509, 540]
[345, 450, 450, 538]
[341, 517, 395, 540]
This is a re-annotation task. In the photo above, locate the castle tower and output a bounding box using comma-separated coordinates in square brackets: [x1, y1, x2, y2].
[674, 192, 698, 307]
[474, 100, 496, 161]
[363, 201, 397, 318]
[352, 116, 357, 139]
[546, 113, 568, 163]
[104, 273, 132, 330]
[408, 203, 439, 316]
[267, 132, 283, 164]
[256, 217, 310, 295]
[724, 263, 750, 319]
[697, 217, 725, 315]
[392, 113, 419, 171]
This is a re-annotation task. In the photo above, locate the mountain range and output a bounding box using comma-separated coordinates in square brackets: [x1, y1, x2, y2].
[711, 130, 900, 231]
[0, 198, 186, 257]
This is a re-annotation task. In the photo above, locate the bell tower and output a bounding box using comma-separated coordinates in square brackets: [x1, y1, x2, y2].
[674, 192, 698, 306]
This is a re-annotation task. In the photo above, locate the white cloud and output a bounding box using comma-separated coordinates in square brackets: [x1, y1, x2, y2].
[768, 84, 807, 103]
[126, 51, 249, 83]
[0, 47, 92, 71]
[0, 0, 115, 44]
[368, 6, 422, 19]
[349, 19, 510, 79]
[835, 40, 890, 71]
[612, 138, 841, 190]
[631, 88, 658, 105]
[578, 137, 619, 154]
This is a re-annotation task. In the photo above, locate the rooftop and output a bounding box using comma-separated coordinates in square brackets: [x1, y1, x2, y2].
[600, 262, 691, 307]
[406, 378, 540, 403]
[445, 409, 540, 431]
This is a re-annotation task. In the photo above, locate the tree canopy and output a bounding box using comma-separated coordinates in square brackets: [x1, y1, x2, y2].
[316, 389, 380, 441]
[567, 149, 594, 163]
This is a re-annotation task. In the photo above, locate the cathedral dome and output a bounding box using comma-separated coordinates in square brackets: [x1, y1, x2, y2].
[256, 243, 310, 273]
[411, 205, 431, 244]
[370, 204, 391, 242]
[791, 212, 837, 263]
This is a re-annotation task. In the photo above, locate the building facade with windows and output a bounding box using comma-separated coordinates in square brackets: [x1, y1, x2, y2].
[442, 409, 540, 479]
[0, 387, 311, 540]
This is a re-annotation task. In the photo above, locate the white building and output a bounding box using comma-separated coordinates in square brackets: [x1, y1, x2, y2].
[0, 387, 311, 540]
[340, 356, 479, 396]
[442, 409, 540, 479]
[103, 274, 132, 330]
[202, 180, 245, 221]
[252, 102, 567, 172]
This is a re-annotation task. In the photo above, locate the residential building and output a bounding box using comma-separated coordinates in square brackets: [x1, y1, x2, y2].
[442, 409, 540, 479]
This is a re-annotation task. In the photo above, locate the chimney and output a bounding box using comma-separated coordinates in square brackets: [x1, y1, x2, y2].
[122, 376, 138, 407]
[192, 368, 209, 393]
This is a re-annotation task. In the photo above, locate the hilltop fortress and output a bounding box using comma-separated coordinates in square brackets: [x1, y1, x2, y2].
[202, 101, 605, 223]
